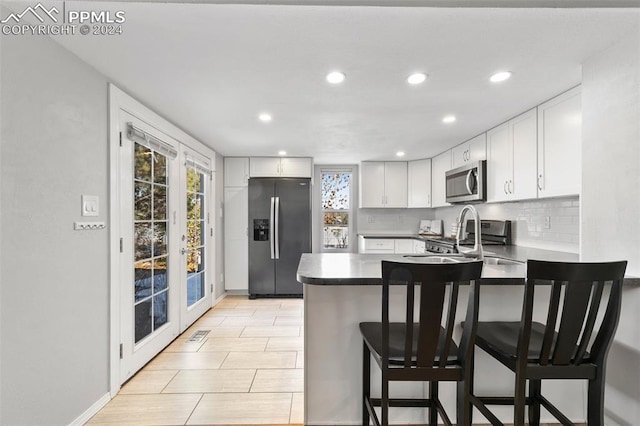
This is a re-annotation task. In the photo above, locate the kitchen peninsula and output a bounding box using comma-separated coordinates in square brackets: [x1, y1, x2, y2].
[296, 251, 637, 425]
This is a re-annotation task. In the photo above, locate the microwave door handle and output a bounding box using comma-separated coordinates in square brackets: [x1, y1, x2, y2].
[465, 169, 475, 195]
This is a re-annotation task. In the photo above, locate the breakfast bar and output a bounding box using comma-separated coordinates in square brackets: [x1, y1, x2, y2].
[297, 250, 595, 425]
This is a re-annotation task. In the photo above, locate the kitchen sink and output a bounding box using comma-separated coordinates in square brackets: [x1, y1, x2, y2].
[482, 256, 524, 266]
[405, 254, 524, 266]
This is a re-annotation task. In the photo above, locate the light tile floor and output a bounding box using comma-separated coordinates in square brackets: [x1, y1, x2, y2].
[88, 296, 303, 425]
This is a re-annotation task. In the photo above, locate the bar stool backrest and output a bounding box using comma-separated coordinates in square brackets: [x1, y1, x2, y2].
[523, 260, 628, 367]
[381, 260, 484, 369]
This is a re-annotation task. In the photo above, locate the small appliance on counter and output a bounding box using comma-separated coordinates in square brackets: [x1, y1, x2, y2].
[422, 220, 512, 254]
[418, 219, 443, 236]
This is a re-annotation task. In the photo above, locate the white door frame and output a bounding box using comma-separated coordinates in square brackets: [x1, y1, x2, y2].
[108, 84, 217, 396]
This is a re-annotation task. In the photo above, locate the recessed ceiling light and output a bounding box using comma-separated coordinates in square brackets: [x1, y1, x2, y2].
[326, 71, 346, 84]
[258, 113, 272, 123]
[442, 115, 456, 124]
[278, 150, 287, 156]
[396, 151, 406, 157]
[490, 71, 512, 83]
[407, 73, 427, 85]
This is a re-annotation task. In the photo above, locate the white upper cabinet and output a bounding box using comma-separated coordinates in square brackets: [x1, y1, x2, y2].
[537, 87, 581, 198]
[359, 161, 408, 208]
[224, 157, 249, 187]
[487, 108, 538, 202]
[452, 133, 487, 169]
[249, 157, 312, 178]
[407, 159, 432, 208]
[431, 150, 452, 208]
[280, 157, 313, 177]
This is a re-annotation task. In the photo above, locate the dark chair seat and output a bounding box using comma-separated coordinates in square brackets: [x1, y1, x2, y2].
[360, 323, 459, 365]
[476, 321, 561, 363]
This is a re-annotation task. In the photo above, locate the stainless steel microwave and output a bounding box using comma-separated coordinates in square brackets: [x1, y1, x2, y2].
[445, 160, 486, 203]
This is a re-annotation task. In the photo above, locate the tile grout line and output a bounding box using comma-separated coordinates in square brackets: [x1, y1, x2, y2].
[183, 393, 206, 425]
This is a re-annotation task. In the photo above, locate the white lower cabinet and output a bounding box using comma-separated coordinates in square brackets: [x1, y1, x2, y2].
[537, 86, 581, 197]
[358, 237, 426, 254]
[223, 186, 248, 291]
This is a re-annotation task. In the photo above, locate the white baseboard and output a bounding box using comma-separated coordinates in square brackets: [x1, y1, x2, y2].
[213, 292, 227, 306]
[68, 392, 111, 426]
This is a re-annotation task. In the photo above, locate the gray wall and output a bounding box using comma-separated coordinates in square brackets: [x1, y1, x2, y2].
[582, 27, 640, 426]
[1, 26, 110, 424]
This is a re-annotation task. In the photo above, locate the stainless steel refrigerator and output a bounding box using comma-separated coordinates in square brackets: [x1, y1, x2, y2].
[248, 178, 311, 298]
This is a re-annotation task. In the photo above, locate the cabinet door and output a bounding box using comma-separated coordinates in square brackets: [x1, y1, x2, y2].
[413, 240, 426, 254]
[487, 122, 511, 203]
[408, 159, 431, 208]
[511, 108, 538, 200]
[537, 87, 581, 198]
[467, 133, 487, 163]
[384, 162, 408, 207]
[394, 239, 414, 254]
[280, 158, 312, 178]
[360, 162, 385, 208]
[431, 150, 452, 207]
[249, 157, 280, 177]
[451, 143, 469, 169]
[363, 238, 395, 253]
[224, 157, 249, 187]
[224, 187, 248, 290]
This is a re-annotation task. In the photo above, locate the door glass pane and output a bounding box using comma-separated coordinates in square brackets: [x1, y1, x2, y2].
[134, 299, 152, 343]
[133, 141, 171, 344]
[153, 291, 168, 329]
[186, 167, 206, 308]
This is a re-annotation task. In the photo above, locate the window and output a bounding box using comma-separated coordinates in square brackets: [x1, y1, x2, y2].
[322, 171, 351, 249]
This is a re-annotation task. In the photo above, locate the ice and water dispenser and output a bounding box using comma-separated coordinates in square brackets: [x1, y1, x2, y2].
[253, 219, 269, 241]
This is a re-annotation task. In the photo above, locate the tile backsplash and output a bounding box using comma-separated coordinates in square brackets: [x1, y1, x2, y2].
[434, 196, 580, 253]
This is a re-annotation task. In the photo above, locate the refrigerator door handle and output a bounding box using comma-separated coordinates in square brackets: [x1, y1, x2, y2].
[270, 196, 275, 260]
[274, 196, 280, 259]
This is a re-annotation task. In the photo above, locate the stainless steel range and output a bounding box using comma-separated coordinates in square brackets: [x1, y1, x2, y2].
[423, 220, 512, 254]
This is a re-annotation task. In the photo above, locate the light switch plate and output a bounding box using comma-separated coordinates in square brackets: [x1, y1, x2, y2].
[82, 195, 99, 217]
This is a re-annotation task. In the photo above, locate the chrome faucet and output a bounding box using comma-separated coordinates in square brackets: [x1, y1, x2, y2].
[455, 204, 483, 260]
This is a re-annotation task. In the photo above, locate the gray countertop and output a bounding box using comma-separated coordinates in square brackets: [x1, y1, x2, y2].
[296, 249, 639, 286]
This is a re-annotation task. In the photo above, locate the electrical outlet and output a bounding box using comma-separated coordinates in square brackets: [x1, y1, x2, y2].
[367, 216, 375, 224]
[544, 216, 551, 229]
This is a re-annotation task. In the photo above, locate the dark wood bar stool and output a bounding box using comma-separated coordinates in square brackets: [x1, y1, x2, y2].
[359, 260, 483, 426]
[468, 259, 627, 426]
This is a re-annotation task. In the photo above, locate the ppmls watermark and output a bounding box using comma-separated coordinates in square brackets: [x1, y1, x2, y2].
[1, 2, 126, 36]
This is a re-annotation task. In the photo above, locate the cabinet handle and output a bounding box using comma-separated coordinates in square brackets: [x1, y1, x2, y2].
[537, 174, 543, 191]
[504, 181, 509, 195]
[427, 194, 430, 205]
[509, 180, 513, 194]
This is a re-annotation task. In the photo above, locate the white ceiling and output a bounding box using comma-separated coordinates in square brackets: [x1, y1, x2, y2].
[49, 2, 640, 163]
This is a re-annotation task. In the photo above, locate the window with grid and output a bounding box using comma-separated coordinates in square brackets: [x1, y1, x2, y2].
[322, 171, 351, 249]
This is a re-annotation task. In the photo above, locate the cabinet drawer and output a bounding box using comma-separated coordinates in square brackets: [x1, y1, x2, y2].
[364, 239, 395, 251]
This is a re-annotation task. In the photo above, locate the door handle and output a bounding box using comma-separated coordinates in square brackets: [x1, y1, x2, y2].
[180, 248, 187, 255]
[465, 170, 475, 195]
[270, 197, 275, 260]
[274, 197, 280, 259]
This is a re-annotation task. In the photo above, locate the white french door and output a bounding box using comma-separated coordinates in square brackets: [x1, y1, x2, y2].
[117, 111, 214, 384]
[119, 111, 181, 382]
[179, 148, 213, 329]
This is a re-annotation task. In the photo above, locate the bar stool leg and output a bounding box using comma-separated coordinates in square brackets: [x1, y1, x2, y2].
[457, 353, 474, 426]
[528, 379, 541, 426]
[514, 371, 527, 426]
[429, 381, 438, 425]
[587, 369, 606, 426]
[363, 342, 370, 426]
